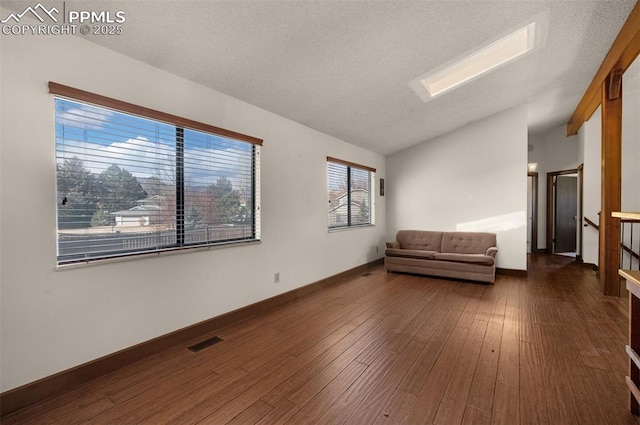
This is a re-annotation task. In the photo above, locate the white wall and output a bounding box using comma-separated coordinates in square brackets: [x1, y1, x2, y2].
[527, 126, 580, 250]
[581, 107, 602, 265]
[622, 57, 640, 269]
[386, 106, 528, 271]
[0, 26, 386, 391]
[623, 58, 640, 213]
[578, 58, 640, 268]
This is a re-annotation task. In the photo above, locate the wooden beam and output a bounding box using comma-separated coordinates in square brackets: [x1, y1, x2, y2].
[566, 1, 640, 136]
[598, 76, 622, 296]
[609, 70, 623, 100]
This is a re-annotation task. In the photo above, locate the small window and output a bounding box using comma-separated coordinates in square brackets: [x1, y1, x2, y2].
[327, 157, 375, 229]
[51, 83, 261, 265]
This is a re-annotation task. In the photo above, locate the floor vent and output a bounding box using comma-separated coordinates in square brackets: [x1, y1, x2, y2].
[361, 272, 372, 277]
[188, 336, 224, 353]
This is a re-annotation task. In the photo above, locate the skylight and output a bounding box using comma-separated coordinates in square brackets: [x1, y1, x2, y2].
[409, 12, 548, 101]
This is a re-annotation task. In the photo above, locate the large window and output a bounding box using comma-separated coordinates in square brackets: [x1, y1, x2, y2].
[327, 157, 375, 229]
[52, 83, 261, 265]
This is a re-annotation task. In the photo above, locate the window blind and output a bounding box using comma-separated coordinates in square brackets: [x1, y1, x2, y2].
[53, 91, 260, 265]
[327, 157, 375, 229]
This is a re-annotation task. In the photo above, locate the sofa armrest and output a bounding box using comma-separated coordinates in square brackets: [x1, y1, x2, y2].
[386, 241, 400, 249]
[486, 247, 498, 258]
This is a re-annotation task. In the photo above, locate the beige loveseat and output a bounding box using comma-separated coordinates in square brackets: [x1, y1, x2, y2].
[385, 230, 498, 283]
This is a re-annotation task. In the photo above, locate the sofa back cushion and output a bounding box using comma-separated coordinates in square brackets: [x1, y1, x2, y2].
[396, 230, 444, 252]
[441, 232, 496, 254]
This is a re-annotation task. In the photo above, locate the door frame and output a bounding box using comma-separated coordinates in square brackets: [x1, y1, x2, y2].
[577, 164, 584, 262]
[528, 172, 539, 253]
[546, 168, 580, 254]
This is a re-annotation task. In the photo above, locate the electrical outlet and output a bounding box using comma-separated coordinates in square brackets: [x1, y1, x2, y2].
[274, 272, 280, 283]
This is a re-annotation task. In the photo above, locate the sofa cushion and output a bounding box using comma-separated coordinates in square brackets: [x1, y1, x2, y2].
[385, 248, 437, 260]
[385, 256, 494, 275]
[433, 252, 495, 265]
[441, 232, 496, 254]
[396, 230, 443, 252]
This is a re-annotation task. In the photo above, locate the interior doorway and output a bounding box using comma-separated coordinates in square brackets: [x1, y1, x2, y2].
[555, 175, 577, 253]
[547, 168, 582, 256]
[527, 172, 538, 253]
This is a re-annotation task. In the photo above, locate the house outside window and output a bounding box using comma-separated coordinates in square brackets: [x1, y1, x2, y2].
[327, 157, 375, 229]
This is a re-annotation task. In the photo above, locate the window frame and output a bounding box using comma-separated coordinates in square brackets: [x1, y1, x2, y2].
[327, 156, 376, 230]
[51, 82, 262, 266]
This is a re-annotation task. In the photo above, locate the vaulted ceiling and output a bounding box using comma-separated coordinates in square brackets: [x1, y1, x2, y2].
[12, 1, 638, 155]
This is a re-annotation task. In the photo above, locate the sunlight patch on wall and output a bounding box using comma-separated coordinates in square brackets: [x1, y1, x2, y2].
[456, 211, 526, 233]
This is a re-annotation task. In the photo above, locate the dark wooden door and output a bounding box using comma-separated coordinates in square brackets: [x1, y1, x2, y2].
[555, 175, 577, 253]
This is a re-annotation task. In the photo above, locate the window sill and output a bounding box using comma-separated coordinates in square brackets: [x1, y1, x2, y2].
[54, 239, 262, 271]
[328, 224, 376, 233]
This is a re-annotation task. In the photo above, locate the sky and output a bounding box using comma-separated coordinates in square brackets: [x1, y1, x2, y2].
[55, 98, 253, 189]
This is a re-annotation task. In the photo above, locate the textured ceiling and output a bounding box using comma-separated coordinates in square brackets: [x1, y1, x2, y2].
[8, 0, 636, 155]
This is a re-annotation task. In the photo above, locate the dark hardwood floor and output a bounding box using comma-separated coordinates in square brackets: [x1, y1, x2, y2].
[3, 254, 638, 424]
